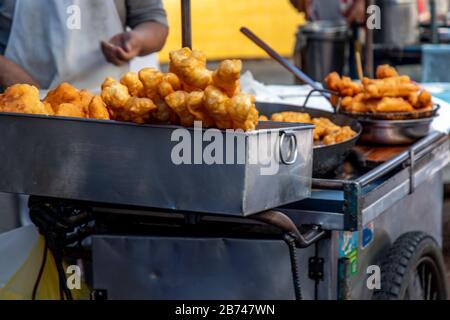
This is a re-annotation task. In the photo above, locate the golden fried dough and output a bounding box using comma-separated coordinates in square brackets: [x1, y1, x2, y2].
[363, 76, 420, 98]
[408, 90, 433, 110]
[122, 97, 157, 124]
[213, 60, 242, 97]
[3, 49, 260, 130]
[203, 86, 233, 129]
[341, 94, 371, 113]
[376, 65, 399, 79]
[369, 97, 415, 113]
[227, 92, 258, 131]
[152, 96, 175, 124]
[0, 84, 52, 115]
[312, 118, 341, 138]
[44, 82, 81, 111]
[121, 72, 145, 97]
[326, 66, 433, 115]
[139, 68, 164, 100]
[267, 111, 356, 144]
[88, 96, 110, 120]
[158, 73, 182, 98]
[102, 77, 158, 124]
[165, 91, 196, 127]
[169, 48, 213, 90]
[186, 91, 215, 127]
[342, 94, 414, 113]
[322, 126, 357, 145]
[79, 90, 94, 116]
[54, 103, 85, 118]
[101, 77, 131, 109]
[325, 72, 362, 97]
[270, 112, 312, 123]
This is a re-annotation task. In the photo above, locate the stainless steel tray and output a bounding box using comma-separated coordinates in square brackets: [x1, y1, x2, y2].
[0, 113, 314, 216]
[337, 105, 439, 145]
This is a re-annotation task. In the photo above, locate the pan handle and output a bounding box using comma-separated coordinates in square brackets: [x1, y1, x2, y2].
[279, 131, 298, 165]
[433, 103, 441, 114]
[302, 88, 342, 112]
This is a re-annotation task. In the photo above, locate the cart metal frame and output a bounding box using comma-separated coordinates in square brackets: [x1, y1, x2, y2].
[81, 132, 450, 300]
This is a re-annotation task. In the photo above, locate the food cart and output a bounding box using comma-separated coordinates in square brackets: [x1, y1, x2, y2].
[1, 88, 448, 300]
[0, 0, 449, 301]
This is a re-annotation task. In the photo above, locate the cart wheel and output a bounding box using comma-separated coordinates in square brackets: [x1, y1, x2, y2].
[373, 232, 448, 300]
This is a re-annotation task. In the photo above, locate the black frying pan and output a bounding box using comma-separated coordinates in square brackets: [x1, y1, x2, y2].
[256, 102, 362, 178]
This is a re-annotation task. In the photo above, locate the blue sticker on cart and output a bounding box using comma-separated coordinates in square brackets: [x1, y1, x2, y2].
[362, 222, 374, 250]
[338, 231, 358, 277]
[339, 231, 358, 257]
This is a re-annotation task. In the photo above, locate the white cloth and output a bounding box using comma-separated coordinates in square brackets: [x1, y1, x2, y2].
[130, 53, 159, 73]
[0, 226, 38, 290]
[4, 0, 130, 91]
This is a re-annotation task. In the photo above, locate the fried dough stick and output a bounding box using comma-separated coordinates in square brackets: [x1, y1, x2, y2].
[362, 76, 420, 98]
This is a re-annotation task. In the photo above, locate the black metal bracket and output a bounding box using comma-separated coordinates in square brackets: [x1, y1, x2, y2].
[308, 257, 324, 281]
[251, 210, 327, 248]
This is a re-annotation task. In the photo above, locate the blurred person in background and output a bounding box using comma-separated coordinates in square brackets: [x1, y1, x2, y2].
[289, 0, 366, 24]
[291, 0, 449, 25]
[0, 0, 169, 92]
[0, 0, 168, 232]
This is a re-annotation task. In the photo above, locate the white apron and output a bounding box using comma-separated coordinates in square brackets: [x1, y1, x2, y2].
[4, 0, 130, 91]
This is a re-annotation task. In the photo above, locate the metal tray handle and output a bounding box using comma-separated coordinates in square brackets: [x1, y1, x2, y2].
[279, 131, 298, 165]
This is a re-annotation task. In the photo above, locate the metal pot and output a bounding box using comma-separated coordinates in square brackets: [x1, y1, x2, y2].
[374, 0, 419, 47]
[294, 21, 350, 83]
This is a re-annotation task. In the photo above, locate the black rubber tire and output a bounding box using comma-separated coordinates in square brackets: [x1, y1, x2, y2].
[373, 232, 448, 300]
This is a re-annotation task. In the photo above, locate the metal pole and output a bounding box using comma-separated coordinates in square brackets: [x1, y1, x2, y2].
[181, 0, 192, 48]
[364, 0, 374, 78]
[430, 0, 439, 43]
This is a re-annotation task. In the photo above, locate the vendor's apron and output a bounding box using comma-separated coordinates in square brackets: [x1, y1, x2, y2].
[4, 0, 129, 91]
[1, 0, 160, 230]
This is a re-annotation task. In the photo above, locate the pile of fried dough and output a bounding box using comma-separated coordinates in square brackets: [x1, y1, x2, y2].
[325, 65, 433, 114]
[259, 112, 357, 145]
[0, 48, 259, 131]
[0, 83, 108, 120]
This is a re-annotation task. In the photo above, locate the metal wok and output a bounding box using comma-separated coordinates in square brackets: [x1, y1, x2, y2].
[256, 102, 362, 178]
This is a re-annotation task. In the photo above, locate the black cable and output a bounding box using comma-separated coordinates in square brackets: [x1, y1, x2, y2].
[52, 248, 73, 300]
[32, 236, 48, 300]
[314, 242, 319, 300]
[285, 234, 302, 300]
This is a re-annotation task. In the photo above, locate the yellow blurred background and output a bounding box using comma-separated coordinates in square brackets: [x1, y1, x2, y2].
[159, 0, 305, 62]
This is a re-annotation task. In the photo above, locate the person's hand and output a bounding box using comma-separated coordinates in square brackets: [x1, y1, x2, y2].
[289, 0, 313, 20]
[0, 55, 40, 88]
[101, 31, 144, 66]
[343, 0, 366, 25]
